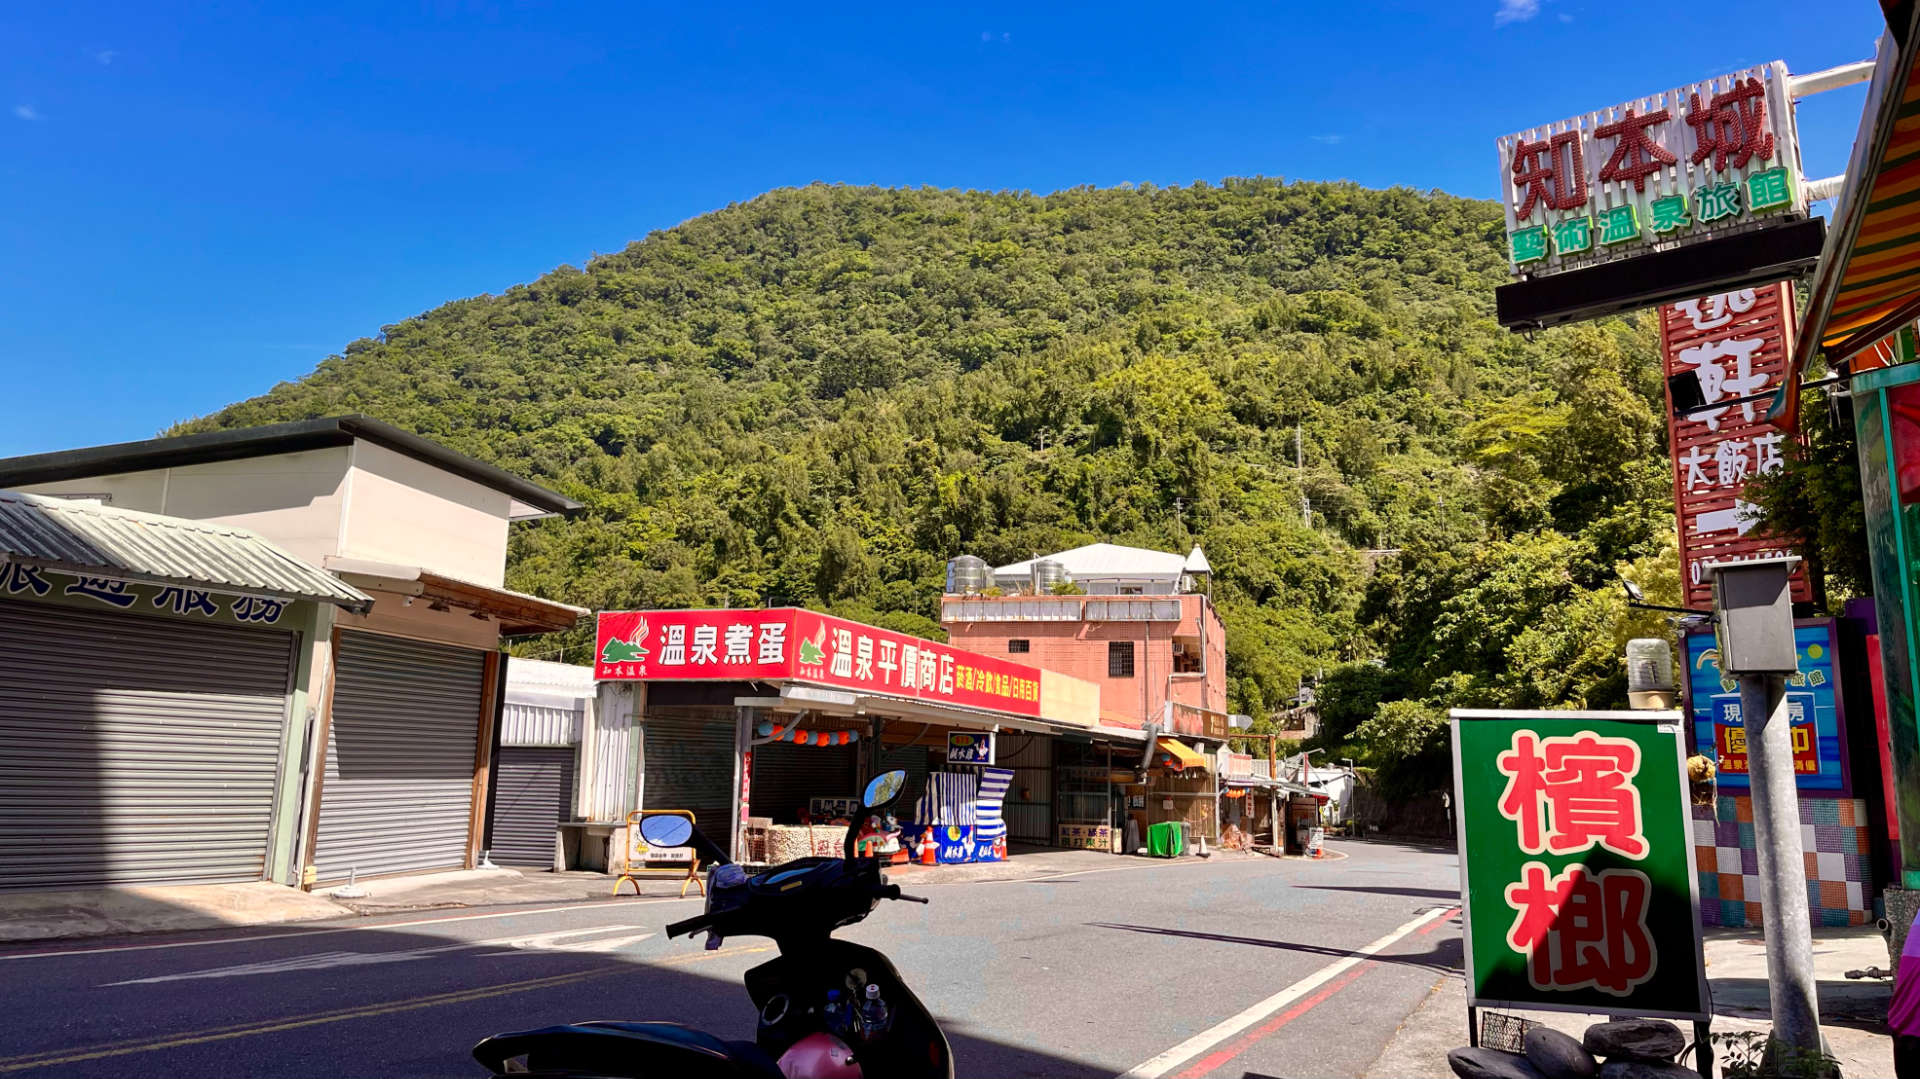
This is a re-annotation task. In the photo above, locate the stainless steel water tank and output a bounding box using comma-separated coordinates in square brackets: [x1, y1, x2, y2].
[947, 555, 991, 594]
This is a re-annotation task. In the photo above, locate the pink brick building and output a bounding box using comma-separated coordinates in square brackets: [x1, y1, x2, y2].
[941, 544, 1228, 736]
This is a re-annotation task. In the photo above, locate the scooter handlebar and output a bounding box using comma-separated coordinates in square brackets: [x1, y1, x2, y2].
[878, 884, 929, 905]
[665, 914, 714, 939]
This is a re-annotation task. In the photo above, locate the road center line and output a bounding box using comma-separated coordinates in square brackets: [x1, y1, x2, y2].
[1115, 905, 1457, 1079]
[0, 944, 771, 1074]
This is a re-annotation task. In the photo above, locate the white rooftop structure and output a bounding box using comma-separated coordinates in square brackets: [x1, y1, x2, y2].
[993, 543, 1211, 596]
[505, 656, 596, 706]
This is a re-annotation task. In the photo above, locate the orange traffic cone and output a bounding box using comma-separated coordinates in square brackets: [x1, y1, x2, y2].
[918, 831, 937, 865]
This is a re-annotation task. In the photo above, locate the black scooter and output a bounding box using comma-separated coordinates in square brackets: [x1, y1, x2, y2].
[473, 771, 954, 1079]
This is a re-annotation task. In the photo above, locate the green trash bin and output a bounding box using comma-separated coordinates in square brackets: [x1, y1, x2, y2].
[1147, 821, 1185, 858]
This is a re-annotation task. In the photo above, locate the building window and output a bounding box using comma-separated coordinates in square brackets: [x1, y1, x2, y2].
[1173, 636, 1203, 674]
[1008, 639, 1030, 653]
[1109, 641, 1135, 678]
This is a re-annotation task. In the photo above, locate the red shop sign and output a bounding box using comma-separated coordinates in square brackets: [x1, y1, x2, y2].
[595, 608, 1044, 719]
[1659, 281, 1811, 609]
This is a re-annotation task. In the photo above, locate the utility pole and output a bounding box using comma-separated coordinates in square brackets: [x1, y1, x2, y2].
[1296, 425, 1310, 529]
[1703, 557, 1821, 1059]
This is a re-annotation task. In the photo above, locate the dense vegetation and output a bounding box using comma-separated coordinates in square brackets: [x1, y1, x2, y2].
[179, 179, 1689, 787]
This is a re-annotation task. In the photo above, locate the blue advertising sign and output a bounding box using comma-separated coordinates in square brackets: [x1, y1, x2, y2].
[935, 823, 974, 863]
[1685, 622, 1846, 792]
[946, 730, 995, 765]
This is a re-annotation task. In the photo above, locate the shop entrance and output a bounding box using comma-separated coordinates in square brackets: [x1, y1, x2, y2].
[997, 732, 1052, 844]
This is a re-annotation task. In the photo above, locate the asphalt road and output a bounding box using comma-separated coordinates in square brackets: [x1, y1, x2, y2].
[0, 838, 1461, 1079]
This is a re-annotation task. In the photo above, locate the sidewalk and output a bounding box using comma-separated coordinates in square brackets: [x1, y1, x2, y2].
[1364, 925, 1895, 1078]
[0, 848, 1242, 943]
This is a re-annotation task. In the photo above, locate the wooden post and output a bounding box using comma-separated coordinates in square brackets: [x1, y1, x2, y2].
[467, 649, 504, 868]
[299, 627, 343, 889]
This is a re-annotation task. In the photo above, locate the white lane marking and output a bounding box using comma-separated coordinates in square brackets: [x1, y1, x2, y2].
[2, 898, 692, 963]
[475, 928, 657, 956]
[926, 856, 1280, 888]
[1115, 905, 1455, 1079]
[103, 927, 657, 985]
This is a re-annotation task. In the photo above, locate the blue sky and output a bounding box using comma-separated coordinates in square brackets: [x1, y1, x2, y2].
[0, 1, 1892, 456]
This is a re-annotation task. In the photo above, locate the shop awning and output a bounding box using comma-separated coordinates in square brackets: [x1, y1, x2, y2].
[325, 556, 585, 634]
[1155, 737, 1208, 772]
[1781, 10, 1920, 426]
[0, 489, 373, 612]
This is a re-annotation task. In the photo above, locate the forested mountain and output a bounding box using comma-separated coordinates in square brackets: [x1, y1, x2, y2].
[178, 178, 1681, 772]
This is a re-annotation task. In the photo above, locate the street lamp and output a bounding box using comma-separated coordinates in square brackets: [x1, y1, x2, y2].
[1620, 576, 1711, 617]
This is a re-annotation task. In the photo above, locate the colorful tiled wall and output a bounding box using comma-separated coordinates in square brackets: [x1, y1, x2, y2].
[1691, 795, 1873, 928]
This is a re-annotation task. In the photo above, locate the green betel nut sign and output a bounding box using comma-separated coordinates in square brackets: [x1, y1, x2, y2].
[1451, 710, 1708, 1020]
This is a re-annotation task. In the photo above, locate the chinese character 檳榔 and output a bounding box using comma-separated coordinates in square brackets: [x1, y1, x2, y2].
[1496, 730, 1648, 858]
[1505, 862, 1656, 995]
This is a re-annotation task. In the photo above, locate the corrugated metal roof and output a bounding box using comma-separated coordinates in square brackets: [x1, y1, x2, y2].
[995, 542, 1194, 580]
[0, 490, 372, 611]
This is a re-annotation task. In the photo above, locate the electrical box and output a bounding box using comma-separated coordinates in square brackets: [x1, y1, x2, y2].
[1703, 557, 1800, 675]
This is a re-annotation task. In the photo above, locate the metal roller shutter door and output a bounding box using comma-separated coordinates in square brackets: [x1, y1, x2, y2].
[1000, 733, 1053, 843]
[0, 598, 293, 890]
[877, 740, 933, 822]
[642, 709, 735, 840]
[315, 632, 484, 881]
[750, 742, 857, 823]
[489, 746, 573, 867]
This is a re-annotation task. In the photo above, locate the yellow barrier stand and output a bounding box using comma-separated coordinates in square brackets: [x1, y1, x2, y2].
[613, 810, 706, 899]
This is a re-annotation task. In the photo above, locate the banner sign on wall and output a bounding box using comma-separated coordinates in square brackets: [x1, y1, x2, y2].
[1659, 281, 1812, 608]
[946, 730, 995, 765]
[594, 608, 1045, 719]
[1452, 710, 1709, 1020]
[1685, 622, 1847, 792]
[1497, 62, 1803, 277]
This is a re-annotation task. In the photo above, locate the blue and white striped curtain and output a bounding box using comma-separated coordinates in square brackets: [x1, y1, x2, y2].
[913, 771, 979, 827]
[974, 767, 1013, 841]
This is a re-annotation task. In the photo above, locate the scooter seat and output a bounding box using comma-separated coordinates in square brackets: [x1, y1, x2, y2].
[472, 1020, 783, 1078]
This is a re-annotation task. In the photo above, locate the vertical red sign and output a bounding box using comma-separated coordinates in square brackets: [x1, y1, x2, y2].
[1659, 282, 1811, 608]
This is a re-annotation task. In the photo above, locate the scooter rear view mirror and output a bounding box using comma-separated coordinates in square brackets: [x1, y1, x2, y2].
[863, 770, 906, 809]
[638, 814, 694, 848]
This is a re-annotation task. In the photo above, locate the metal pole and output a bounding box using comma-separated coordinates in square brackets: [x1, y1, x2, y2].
[1739, 672, 1822, 1055]
[1788, 59, 1875, 99]
[730, 705, 757, 863]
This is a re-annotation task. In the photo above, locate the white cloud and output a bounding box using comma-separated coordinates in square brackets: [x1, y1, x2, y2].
[94, 49, 117, 65]
[1557, 12, 1573, 22]
[12, 105, 40, 122]
[1311, 134, 1344, 145]
[1495, 0, 1539, 25]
